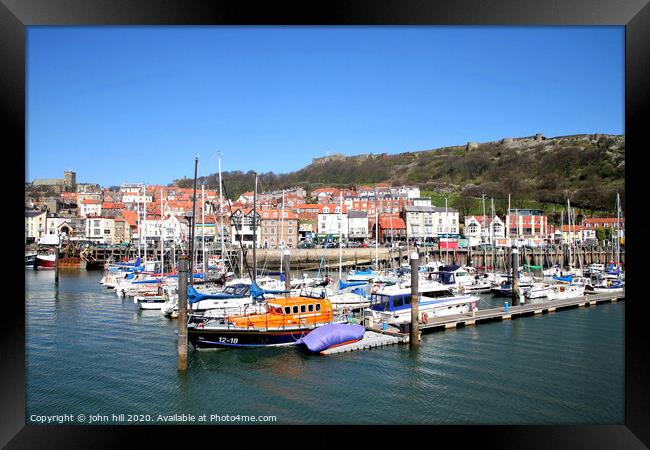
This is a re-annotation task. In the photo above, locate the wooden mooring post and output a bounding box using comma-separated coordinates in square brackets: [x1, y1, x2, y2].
[511, 246, 520, 306]
[177, 257, 189, 371]
[54, 244, 60, 286]
[410, 251, 420, 347]
[283, 250, 291, 298]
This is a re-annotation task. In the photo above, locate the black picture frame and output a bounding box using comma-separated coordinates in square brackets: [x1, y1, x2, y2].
[4, 1, 648, 448]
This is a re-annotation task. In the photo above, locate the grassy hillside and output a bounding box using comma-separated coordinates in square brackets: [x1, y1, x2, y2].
[174, 133, 624, 220]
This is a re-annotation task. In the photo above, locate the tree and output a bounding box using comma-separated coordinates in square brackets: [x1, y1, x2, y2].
[595, 226, 613, 244]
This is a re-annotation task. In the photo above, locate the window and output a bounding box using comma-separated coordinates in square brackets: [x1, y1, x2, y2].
[284, 306, 291, 314]
[292, 306, 299, 314]
[300, 305, 306, 313]
[308, 304, 314, 312]
[315, 303, 321, 311]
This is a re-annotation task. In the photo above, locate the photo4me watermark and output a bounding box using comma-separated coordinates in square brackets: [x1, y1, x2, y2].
[28, 413, 277, 424]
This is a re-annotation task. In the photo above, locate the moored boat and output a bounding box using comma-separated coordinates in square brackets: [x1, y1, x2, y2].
[188, 294, 335, 349]
[34, 253, 56, 270]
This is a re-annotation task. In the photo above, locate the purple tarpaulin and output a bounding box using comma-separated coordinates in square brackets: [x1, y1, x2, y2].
[296, 324, 365, 353]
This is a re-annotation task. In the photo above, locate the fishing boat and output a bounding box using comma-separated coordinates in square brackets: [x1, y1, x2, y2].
[34, 252, 56, 270]
[25, 252, 37, 269]
[187, 294, 335, 349]
[364, 283, 479, 325]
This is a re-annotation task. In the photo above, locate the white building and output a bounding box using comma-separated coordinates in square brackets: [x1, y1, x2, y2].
[317, 204, 348, 239]
[25, 210, 47, 242]
[390, 185, 421, 199]
[463, 215, 506, 246]
[403, 205, 435, 241]
[433, 207, 460, 236]
[79, 199, 102, 217]
[121, 193, 153, 204]
[139, 214, 190, 244]
[46, 216, 76, 237]
[347, 210, 368, 240]
[230, 208, 261, 248]
[85, 217, 116, 244]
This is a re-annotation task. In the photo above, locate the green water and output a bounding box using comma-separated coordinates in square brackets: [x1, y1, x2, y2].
[26, 270, 624, 425]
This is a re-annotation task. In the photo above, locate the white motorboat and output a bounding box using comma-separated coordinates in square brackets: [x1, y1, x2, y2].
[364, 283, 479, 325]
[522, 282, 556, 299]
[547, 284, 585, 300]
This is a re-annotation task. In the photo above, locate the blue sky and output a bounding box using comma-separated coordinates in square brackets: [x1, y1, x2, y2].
[27, 26, 624, 186]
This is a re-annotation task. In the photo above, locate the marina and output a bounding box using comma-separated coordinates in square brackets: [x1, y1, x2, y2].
[25, 269, 625, 424]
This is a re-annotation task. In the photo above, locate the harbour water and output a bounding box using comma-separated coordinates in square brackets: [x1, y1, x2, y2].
[26, 270, 624, 425]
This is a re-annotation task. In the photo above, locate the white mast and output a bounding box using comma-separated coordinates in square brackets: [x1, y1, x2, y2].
[338, 191, 343, 281]
[481, 194, 486, 244]
[137, 193, 141, 259]
[374, 194, 379, 269]
[160, 187, 164, 274]
[280, 189, 285, 274]
[202, 183, 206, 274]
[507, 193, 511, 243]
[143, 183, 147, 267]
[217, 153, 226, 267]
[616, 192, 621, 267]
[445, 197, 448, 263]
[567, 198, 572, 268]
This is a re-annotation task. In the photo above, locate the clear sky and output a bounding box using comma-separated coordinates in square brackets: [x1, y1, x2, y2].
[27, 26, 624, 186]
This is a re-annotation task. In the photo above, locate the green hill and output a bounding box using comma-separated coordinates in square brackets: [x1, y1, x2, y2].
[174, 133, 624, 220]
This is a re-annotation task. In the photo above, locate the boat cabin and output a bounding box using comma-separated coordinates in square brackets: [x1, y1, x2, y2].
[227, 296, 333, 329]
[370, 287, 456, 312]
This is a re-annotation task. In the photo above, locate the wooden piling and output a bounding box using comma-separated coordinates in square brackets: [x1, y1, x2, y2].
[410, 252, 419, 347]
[511, 246, 520, 306]
[54, 244, 60, 285]
[177, 258, 189, 371]
[283, 250, 291, 298]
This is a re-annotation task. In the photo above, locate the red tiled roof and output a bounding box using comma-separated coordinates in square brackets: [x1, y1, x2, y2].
[82, 199, 102, 205]
[102, 202, 125, 209]
[378, 217, 405, 229]
[584, 218, 624, 223]
[120, 210, 138, 227]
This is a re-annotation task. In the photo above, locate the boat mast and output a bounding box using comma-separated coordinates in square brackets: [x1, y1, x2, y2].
[567, 198, 572, 268]
[491, 197, 495, 269]
[143, 183, 147, 268]
[202, 183, 206, 276]
[616, 192, 621, 268]
[160, 187, 164, 274]
[482, 194, 486, 244]
[374, 190, 378, 270]
[507, 193, 511, 244]
[280, 189, 285, 274]
[137, 192, 141, 259]
[445, 197, 448, 264]
[189, 156, 199, 285]
[338, 191, 343, 281]
[252, 172, 257, 283]
[217, 153, 225, 261]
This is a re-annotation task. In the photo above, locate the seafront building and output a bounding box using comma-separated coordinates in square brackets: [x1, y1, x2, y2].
[26, 174, 622, 250]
